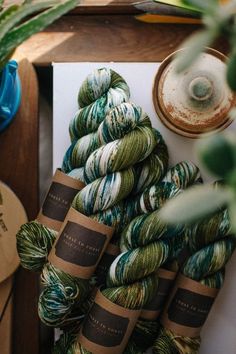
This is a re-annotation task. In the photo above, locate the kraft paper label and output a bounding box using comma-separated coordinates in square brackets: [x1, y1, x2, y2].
[37, 169, 85, 231]
[95, 243, 120, 286]
[48, 208, 114, 279]
[78, 290, 141, 354]
[161, 274, 219, 337]
[140, 268, 176, 320]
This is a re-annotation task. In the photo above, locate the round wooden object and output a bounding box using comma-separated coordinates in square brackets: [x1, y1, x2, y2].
[153, 48, 236, 138]
[0, 181, 27, 282]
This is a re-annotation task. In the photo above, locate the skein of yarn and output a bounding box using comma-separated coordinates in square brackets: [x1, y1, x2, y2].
[64, 208, 184, 354]
[122, 162, 203, 352]
[16, 67, 130, 273]
[52, 161, 202, 352]
[60, 162, 203, 353]
[38, 101, 167, 327]
[153, 208, 234, 354]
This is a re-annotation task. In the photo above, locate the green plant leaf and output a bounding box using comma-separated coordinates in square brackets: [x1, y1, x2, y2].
[197, 133, 236, 178]
[175, 29, 218, 73]
[182, 0, 217, 12]
[159, 184, 232, 225]
[0, 2, 57, 45]
[0, 0, 78, 65]
[0, 5, 19, 26]
[154, 0, 201, 13]
[227, 50, 236, 92]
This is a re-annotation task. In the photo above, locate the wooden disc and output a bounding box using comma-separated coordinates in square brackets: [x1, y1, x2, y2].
[0, 181, 27, 282]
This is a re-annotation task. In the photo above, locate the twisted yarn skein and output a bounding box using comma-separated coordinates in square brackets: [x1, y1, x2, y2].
[16, 68, 130, 273]
[89, 132, 169, 240]
[61, 193, 190, 353]
[122, 162, 203, 352]
[84, 162, 200, 309]
[153, 208, 233, 354]
[52, 161, 201, 352]
[69, 68, 131, 141]
[71, 102, 158, 214]
[38, 102, 167, 327]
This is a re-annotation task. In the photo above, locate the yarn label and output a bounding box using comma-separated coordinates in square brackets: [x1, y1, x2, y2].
[161, 274, 219, 337]
[55, 221, 107, 266]
[82, 303, 128, 346]
[37, 169, 85, 231]
[48, 208, 114, 279]
[95, 244, 120, 287]
[140, 268, 176, 320]
[78, 289, 141, 354]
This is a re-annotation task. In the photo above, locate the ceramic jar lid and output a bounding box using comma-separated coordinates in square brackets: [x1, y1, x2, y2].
[153, 48, 236, 138]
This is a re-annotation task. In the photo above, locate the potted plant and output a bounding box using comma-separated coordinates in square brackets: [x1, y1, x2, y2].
[0, 0, 78, 132]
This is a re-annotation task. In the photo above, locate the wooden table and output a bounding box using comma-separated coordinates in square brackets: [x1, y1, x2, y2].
[2, 2, 228, 353]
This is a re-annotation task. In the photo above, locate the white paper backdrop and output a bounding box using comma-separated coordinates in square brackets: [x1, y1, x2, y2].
[53, 62, 236, 353]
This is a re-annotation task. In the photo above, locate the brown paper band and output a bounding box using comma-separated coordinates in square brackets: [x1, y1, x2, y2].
[78, 289, 141, 354]
[37, 169, 85, 231]
[140, 268, 176, 320]
[161, 273, 219, 337]
[95, 243, 120, 287]
[48, 208, 114, 279]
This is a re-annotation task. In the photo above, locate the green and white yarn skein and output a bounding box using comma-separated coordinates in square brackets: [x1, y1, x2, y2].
[52, 161, 202, 351]
[42, 134, 169, 328]
[63, 68, 130, 173]
[69, 68, 130, 141]
[89, 132, 169, 240]
[125, 160, 202, 220]
[16, 67, 130, 273]
[121, 162, 203, 352]
[72, 103, 160, 213]
[153, 208, 233, 354]
[62, 207, 185, 354]
[38, 101, 166, 327]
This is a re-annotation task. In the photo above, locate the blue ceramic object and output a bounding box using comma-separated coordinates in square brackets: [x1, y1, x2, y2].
[0, 60, 21, 133]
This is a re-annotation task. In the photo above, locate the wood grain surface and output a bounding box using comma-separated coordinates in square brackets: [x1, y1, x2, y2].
[17, 15, 228, 67]
[17, 15, 197, 65]
[0, 59, 40, 354]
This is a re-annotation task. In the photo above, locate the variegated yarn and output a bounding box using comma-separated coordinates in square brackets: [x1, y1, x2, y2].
[56, 163, 202, 353]
[16, 68, 130, 273]
[129, 188, 230, 353]
[153, 208, 234, 354]
[52, 161, 201, 352]
[69, 68, 130, 141]
[62, 211, 182, 354]
[122, 162, 203, 353]
[71, 102, 158, 214]
[38, 102, 168, 327]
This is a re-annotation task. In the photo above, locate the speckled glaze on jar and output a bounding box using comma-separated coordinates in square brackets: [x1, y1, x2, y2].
[153, 48, 236, 138]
